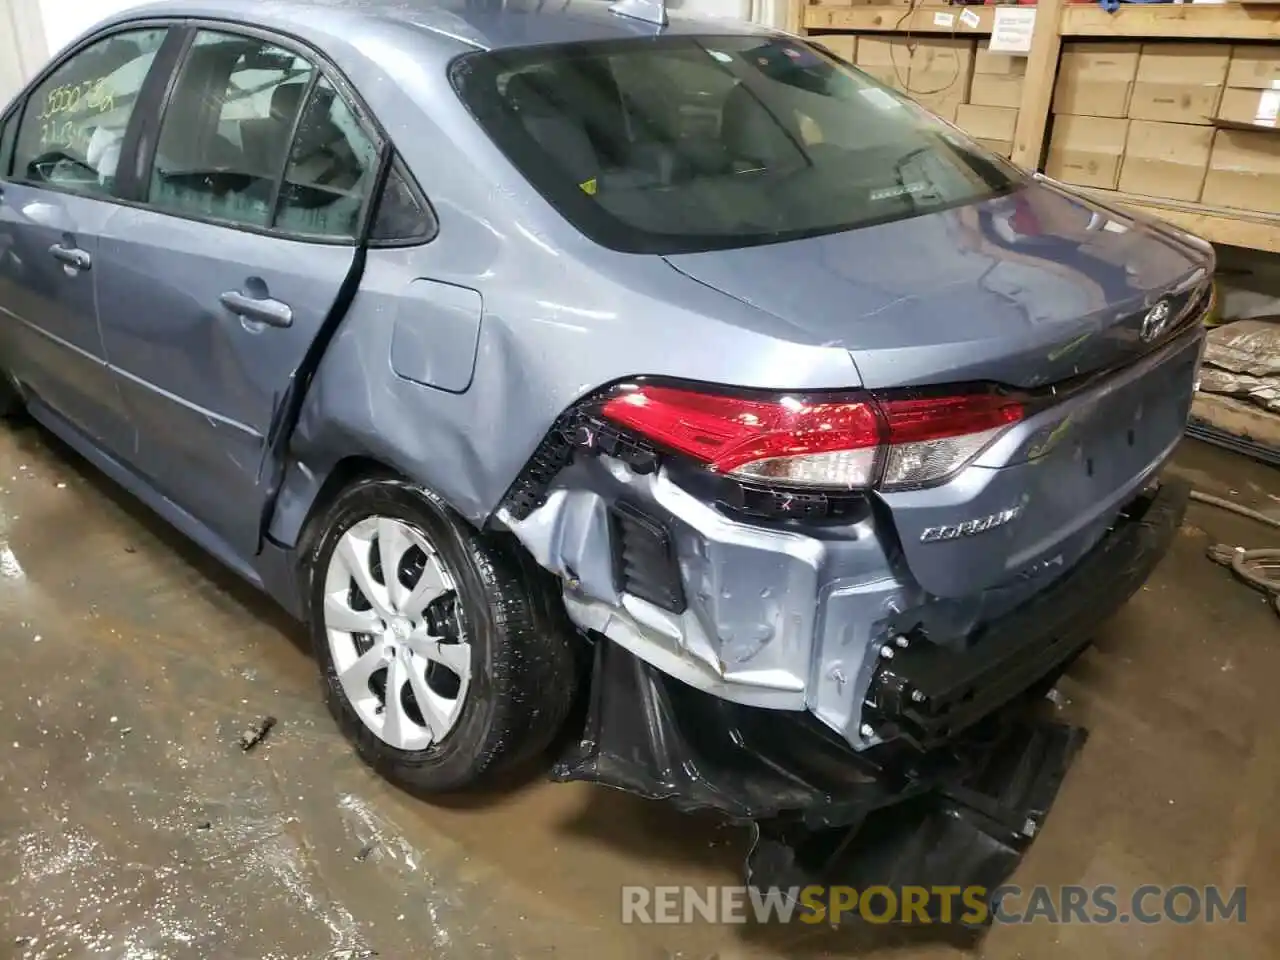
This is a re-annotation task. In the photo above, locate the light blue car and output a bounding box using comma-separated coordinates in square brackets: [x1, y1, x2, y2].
[0, 0, 1210, 889]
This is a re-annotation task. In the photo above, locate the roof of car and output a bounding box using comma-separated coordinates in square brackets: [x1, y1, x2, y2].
[103, 0, 774, 54]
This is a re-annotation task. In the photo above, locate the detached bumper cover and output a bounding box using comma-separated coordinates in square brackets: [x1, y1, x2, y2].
[553, 478, 1188, 908]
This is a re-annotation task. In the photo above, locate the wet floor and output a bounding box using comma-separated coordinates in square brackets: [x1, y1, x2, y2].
[0, 420, 1276, 960]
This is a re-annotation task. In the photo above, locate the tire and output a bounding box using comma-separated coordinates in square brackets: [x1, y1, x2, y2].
[303, 473, 578, 794]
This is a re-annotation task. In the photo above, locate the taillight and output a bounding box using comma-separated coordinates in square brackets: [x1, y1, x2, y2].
[876, 394, 1024, 488]
[600, 383, 1023, 490]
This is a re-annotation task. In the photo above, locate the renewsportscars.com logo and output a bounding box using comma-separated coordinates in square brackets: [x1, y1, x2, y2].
[621, 884, 1248, 926]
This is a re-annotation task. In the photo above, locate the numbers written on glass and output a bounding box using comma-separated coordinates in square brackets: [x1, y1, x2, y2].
[37, 79, 115, 122]
[37, 79, 115, 150]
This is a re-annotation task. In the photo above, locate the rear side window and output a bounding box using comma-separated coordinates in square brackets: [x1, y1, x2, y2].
[11, 28, 167, 196]
[275, 76, 379, 238]
[452, 35, 1018, 254]
[147, 30, 381, 239]
[150, 31, 316, 228]
[369, 155, 436, 243]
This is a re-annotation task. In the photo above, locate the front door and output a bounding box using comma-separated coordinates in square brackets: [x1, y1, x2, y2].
[0, 26, 171, 453]
[95, 29, 380, 558]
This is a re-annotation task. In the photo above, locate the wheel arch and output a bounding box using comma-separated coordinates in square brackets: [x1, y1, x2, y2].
[277, 453, 405, 560]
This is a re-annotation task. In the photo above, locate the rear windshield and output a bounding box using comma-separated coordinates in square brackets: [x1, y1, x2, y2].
[450, 35, 1019, 255]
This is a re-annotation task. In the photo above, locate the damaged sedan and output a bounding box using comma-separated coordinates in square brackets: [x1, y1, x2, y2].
[0, 0, 1211, 907]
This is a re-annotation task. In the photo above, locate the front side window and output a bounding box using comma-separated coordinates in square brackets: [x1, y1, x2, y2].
[150, 31, 315, 227]
[12, 28, 168, 196]
[452, 35, 1019, 254]
[275, 76, 379, 238]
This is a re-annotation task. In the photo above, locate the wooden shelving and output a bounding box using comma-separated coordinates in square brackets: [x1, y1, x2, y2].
[790, 1, 1280, 255]
[1077, 189, 1280, 254]
[804, 3, 995, 32]
[1060, 2, 1280, 39]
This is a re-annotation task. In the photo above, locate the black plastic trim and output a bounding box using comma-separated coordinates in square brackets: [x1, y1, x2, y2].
[367, 151, 440, 247]
[115, 26, 193, 204]
[609, 501, 686, 613]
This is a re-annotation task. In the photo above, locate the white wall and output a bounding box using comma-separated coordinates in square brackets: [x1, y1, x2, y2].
[39, 0, 138, 58]
[1, 0, 51, 105]
[680, 0, 786, 28]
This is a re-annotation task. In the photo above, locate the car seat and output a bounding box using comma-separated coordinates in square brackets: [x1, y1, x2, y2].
[504, 72, 601, 184]
[241, 81, 309, 177]
[719, 81, 806, 172]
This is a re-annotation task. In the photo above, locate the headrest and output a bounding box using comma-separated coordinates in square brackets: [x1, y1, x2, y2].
[271, 82, 308, 120]
[720, 82, 798, 166]
[504, 72, 560, 117]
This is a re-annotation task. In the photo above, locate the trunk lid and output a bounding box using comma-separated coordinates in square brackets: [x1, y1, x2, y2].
[665, 180, 1211, 600]
[664, 180, 1210, 390]
[875, 325, 1203, 599]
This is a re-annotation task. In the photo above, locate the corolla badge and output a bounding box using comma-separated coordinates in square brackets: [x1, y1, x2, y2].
[1140, 300, 1172, 343]
[920, 504, 1024, 543]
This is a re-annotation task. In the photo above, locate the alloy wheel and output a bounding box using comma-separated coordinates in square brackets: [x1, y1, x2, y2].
[322, 516, 470, 750]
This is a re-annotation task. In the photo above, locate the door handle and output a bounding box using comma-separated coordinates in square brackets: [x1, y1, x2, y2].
[49, 243, 91, 271]
[219, 291, 293, 328]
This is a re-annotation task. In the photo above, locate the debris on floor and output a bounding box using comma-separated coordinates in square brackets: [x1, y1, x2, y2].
[1192, 318, 1280, 464]
[239, 715, 277, 752]
[1191, 489, 1280, 616]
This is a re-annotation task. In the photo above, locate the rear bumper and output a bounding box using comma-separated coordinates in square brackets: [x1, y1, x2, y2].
[552, 481, 1184, 908]
[553, 477, 1187, 823]
[555, 636, 1089, 912]
[864, 476, 1189, 750]
[503, 448, 1187, 750]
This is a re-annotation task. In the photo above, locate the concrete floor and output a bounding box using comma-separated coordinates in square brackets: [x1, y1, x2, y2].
[0, 422, 1276, 960]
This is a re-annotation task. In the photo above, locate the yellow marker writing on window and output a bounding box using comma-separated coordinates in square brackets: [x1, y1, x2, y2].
[579, 178, 597, 196]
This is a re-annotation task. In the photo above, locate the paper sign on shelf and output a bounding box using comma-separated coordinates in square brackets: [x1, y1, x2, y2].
[933, 11, 956, 27]
[959, 8, 982, 29]
[1256, 90, 1280, 126]
[989, 7, 1036, 55]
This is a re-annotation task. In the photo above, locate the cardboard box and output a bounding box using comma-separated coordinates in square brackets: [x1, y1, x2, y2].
[909, 38, 976, 73]
[1117, 120, 1213, 201]
[976, 138, 1014, 158]
[1128, 43, 1229, 124]
[1045, 114, 1129, 188]
[815, 35, 857, 64]
[1053, 43, 1141, 118]
[957, 103, 1019, 141]
[975, 48, 1028, 78]
[907, 38, 974, 117]
[857, 37, 911, 72]
[1218, 87, 1280, 128]
[970, 73, 1024, 109]
[1226, 45, 1280, 90]
[856, 37, 911, 91]
[1201, 129, 1280, 213]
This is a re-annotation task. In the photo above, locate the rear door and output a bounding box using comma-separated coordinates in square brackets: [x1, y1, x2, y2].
[0, 26, 176, 453]
[95, 26, 382, 557]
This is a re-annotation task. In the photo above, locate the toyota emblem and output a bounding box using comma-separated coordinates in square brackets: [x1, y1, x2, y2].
[1140, 300, 1172, 343]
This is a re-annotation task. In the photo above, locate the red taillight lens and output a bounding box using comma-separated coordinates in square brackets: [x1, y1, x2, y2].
[600, 383, 1024, 490]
